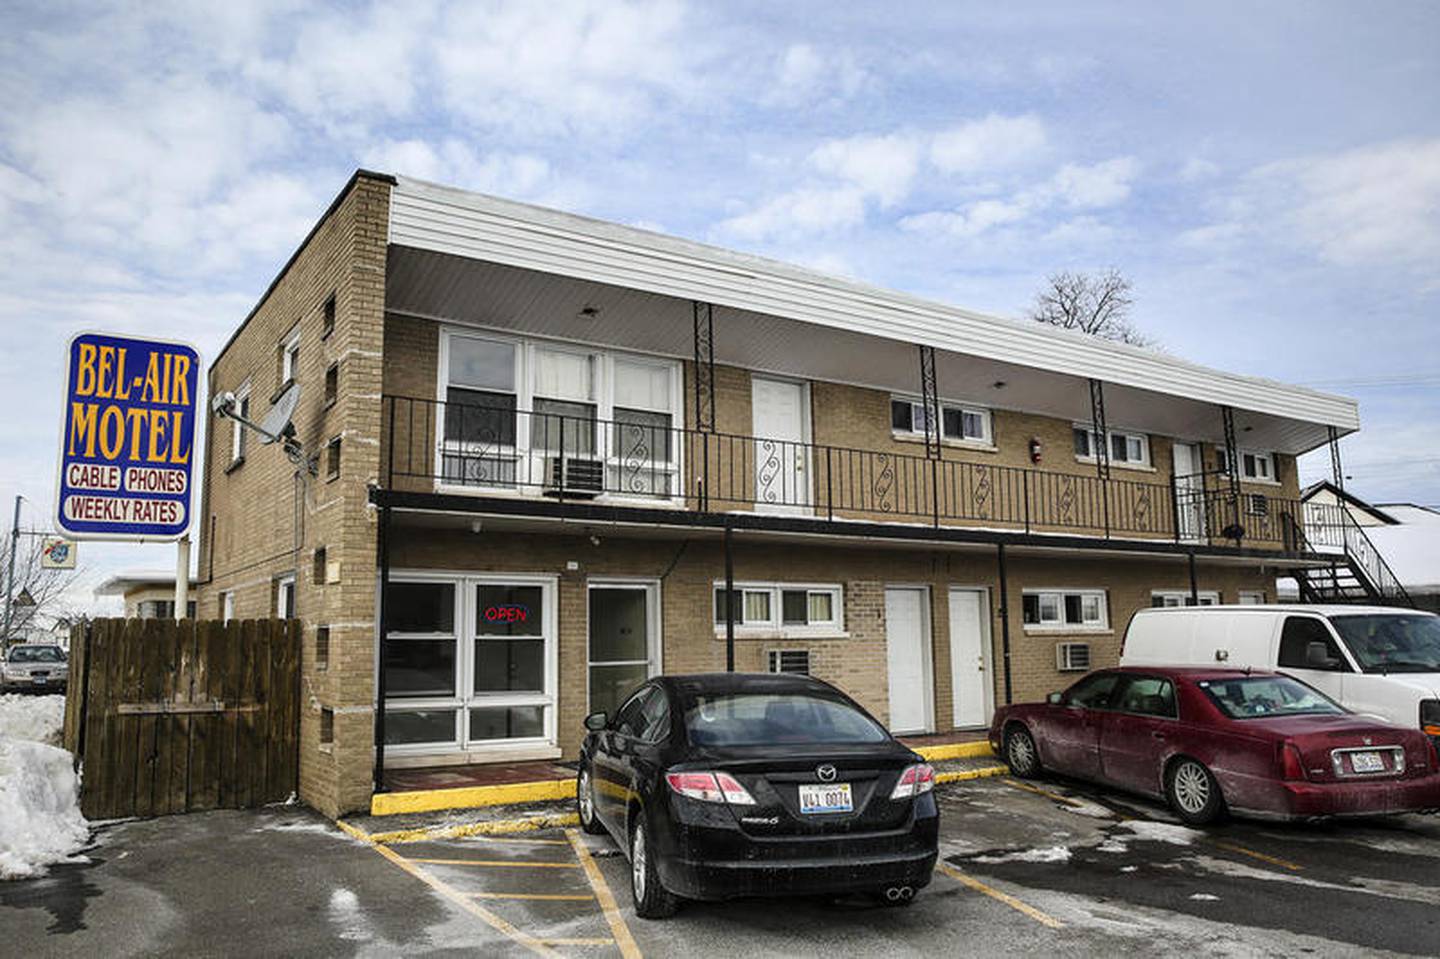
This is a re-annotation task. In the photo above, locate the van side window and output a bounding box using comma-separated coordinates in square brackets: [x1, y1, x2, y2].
[1278, 617, 1348, 672]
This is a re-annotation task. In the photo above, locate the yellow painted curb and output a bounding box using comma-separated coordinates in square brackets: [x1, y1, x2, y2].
[371, 777, 577, 817]
[935, 764, 1009, 784]
[339, 809, 581, 845]
[914, 741, 995, 761]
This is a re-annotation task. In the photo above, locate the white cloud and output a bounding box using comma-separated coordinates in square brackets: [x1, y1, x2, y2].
[766, 43, 870, 107]
[1179, 157, 1221, 182]
[715, 186, 867, 242]
[1046, 156, 1139, 208]
[808, 133, 921, 206]
[363, 139, 554, 199]
[899, 199, 1029, 239]
[929, 114, 1048, 174]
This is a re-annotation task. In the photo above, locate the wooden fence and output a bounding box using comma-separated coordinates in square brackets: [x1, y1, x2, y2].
[63, 618, 301, 820]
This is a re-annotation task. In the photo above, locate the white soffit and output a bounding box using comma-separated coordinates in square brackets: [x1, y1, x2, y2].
[387, 176, 1360, 433]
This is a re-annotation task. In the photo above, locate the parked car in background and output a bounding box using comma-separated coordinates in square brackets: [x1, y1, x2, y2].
[0, 643, 69, 693]
[1121, 605, 1440, 745]
[990, 666, 1440, 824]
[576, 672, 939, 918]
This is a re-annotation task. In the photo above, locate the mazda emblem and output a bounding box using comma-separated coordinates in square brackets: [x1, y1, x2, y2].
[816, 764, 838, 782]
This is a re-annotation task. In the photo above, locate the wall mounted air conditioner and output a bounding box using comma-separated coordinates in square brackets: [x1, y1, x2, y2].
[1056, 642, 1091, 672]
[544, 456, 604, 497]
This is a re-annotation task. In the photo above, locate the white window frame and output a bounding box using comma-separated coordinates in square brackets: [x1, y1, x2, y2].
[221, 591, 235, 625]
[436, 329, 684, 503]
[230, 381, 251, 464]
[1073, 425, 1152, 470]
[276, 573, 296, 618]
[1151, 590, 1221, 608]
[1022, 588, 1110, 633]
[381, 570, 560, 761]
[280, 326, 301, 385]
[712, 582, 845, 638]
[890, 395, 993, 447]
[586, 578, 663, 715]
[1238, 590, 1267, 605]
[1220, 447, 1278, 485]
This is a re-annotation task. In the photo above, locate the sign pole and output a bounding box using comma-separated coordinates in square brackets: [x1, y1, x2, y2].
[3, 495, 18, 645]
[175, 534, 190, 621]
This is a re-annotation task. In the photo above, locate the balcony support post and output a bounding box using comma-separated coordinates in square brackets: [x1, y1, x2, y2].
[1088, 378, 1111, 538]
[1328, 426, 1344, 492]
[1221, 405, 1243, 544]
[1188, 550, 1199, 606]
[919, 345, 941, 526]
[372, 503, 392, 795]
[694, 302, 716, 511]
[723, 523, 735, 673]
[996, 543, 1013, 705]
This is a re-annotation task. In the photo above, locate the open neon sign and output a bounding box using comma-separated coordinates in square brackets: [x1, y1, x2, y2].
[484, 605, 530, 623]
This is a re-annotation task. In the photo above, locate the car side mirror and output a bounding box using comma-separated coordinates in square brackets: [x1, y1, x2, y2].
[1046, 692, 1064, 706]
[583, 711, 608, 732]
[1305, 641, 1339, 670]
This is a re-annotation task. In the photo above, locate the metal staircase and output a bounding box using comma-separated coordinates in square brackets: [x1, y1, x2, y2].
[1288, 504, 1415, 608]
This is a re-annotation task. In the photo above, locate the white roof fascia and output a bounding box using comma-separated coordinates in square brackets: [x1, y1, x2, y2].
[387, 176, 1361, 432]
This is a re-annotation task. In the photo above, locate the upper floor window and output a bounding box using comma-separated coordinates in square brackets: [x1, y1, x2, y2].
[1022, 589, 1108, 630]
[1219, 448, 1276, 483]
[230, 382, 251, 464]
[714, 583, 844, 635]
[890, 397, 992, 445]
[1073, 426, 1150, 467]
[1151, 590, 1220, 607]
[280, 327, 300, 386]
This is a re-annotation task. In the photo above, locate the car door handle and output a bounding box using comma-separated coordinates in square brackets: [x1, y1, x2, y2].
[1151, 731, 1166, 741]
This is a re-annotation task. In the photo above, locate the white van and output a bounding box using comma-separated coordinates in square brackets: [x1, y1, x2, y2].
[1121, 605, 1440, 736]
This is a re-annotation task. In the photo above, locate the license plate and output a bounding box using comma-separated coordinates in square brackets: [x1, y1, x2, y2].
[798, 782, 853, 814]
[1350, 751, 1386, 774]
[32, 676, 47, 685]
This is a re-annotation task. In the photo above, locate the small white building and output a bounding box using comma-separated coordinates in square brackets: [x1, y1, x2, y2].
[94, 571, 197, 619]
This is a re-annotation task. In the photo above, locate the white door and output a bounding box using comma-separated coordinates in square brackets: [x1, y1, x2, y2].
[751, 377, 810, 513]
[885, 587, 932, 734]
[1172, 442, 1205, 543]
[948, 588, 993, 728]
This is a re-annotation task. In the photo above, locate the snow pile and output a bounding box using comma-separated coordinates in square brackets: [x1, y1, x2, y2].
[0, 694, 89, 880]
[1119, 820, 1204, 846]
[974, 845, 1072, 864]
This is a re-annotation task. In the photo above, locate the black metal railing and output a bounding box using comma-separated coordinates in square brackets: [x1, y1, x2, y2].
[381, 394, 1320, 552]
[1300, 502, 1414, 604]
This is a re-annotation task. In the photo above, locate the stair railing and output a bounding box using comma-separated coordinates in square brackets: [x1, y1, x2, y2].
[1337, 509, 1415, 607]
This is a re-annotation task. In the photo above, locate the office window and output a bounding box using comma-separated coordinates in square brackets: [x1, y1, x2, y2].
[324, 363, 338, 407]
[714, 583, 843, 632]
[1074, 426, 1150, 467]
[891, 397, 991, 444]
[1220, 448, 1276, 482]
[1022, 589, 1108, 629]
[321, 293, 336, 338]
[220, 591, 235, 625]
[280, 327, 300, 385]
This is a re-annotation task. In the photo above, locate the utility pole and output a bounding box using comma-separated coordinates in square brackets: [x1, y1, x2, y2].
[3, 495, 20, 647]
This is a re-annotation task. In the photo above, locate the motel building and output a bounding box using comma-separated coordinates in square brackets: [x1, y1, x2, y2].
[195, 171, 1361, 818]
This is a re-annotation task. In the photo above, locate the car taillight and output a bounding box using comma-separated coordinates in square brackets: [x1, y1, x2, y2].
[664, 771, 756, 805]
[1279, 742, 1307, 781]
[890, 763, 936, 800]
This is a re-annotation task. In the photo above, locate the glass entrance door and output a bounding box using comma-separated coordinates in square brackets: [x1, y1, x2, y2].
[588, 582, 660, 720]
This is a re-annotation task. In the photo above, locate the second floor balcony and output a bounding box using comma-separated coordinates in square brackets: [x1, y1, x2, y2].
[379, 393, 1344, 555]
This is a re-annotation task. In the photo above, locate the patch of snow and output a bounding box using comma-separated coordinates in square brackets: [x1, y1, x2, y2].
[1119, 820, 1204, 846]
[1096, 839, 1129, 854]
[1062, 798, 1118, 819]
[973, 845, 1072, 864]
[1120, 865, 1138, 873]
[1189, 893, 1220, 901]
[328, 888, 370, 942]
[0, 694, 66, 745]
[0, 738, 91, 879]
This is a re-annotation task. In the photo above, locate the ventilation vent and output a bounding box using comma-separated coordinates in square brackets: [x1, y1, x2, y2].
[767, 649, 811, 675]
[1056, 642, 1091, 672]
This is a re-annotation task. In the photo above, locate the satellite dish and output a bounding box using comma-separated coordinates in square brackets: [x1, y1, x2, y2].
[259, 382, 300, 444]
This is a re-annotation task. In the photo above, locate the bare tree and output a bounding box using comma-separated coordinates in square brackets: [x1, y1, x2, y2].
[2, 535, 84, 643]
[1030, 268, 1155, 348]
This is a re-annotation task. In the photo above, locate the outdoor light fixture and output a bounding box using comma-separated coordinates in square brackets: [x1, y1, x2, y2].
[578, 305, 600, 319]
[1029, 437, 1043, 464]
[992, 380, 1007, 389]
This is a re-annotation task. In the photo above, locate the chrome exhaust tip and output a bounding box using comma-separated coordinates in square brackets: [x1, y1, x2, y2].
[885, 887, 902, 901]
[900, 886, 915, 900]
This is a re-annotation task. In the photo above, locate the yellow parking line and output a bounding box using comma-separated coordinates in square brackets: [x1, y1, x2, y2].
[935, 862, 1065, 929]
[1211, 840, 1303, 872]
[473, 892, 596, 901]
[1001, 778, 1083, 808]
[338, 823, 559, 957]
[567, 829, 643, 959]
[408, 858, 580, 869]
[538, 938, 616, 946]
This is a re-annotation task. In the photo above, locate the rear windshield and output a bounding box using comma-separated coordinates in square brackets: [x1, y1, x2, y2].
[1198, 676, 1345, 720]
[1329, 614, 1440, 674]
[9, 646, 64, 663]
[684, 692, 889, 747]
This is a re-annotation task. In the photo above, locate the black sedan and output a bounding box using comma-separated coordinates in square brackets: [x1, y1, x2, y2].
[576, 672, 939, 918]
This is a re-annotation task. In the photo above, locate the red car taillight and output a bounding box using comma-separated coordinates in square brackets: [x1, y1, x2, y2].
[1279, 742, 1307, 781]
[664, 771, 756, 805]
[890, 763, 936, 800]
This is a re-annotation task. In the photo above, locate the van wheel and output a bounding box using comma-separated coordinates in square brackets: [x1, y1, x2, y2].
[1166, 758, 1225, 825]
[577, 765, 605, 836]
[1004, 726, 1042, 779]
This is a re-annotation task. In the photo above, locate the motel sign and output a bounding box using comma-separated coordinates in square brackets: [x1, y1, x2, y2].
[55, 332, 200, 540]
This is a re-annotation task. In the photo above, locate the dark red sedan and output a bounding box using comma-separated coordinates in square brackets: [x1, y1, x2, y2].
[988, 666, 1440, 824]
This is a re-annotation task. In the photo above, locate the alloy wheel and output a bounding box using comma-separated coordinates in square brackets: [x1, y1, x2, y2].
[1008, 730, 1036, 773]
[1173, 761, 1210, 814]
[579, 769, 594, 824]
[632, 826, 647, 902]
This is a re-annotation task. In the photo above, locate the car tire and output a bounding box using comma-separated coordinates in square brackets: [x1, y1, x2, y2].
[577, 764, 606, 836]
[1004, 725, 1042, 779]
[1165, 757, 1225, 825]
[629, 815, 679, 920]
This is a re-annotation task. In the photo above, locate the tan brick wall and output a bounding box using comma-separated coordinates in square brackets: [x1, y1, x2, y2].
[197, 173, 391, 817]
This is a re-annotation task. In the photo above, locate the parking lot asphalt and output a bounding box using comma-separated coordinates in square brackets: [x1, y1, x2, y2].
[7, 776, 1440, 957]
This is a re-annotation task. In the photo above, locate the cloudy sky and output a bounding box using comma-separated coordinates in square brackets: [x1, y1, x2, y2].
[2, 1, 1438, 616]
